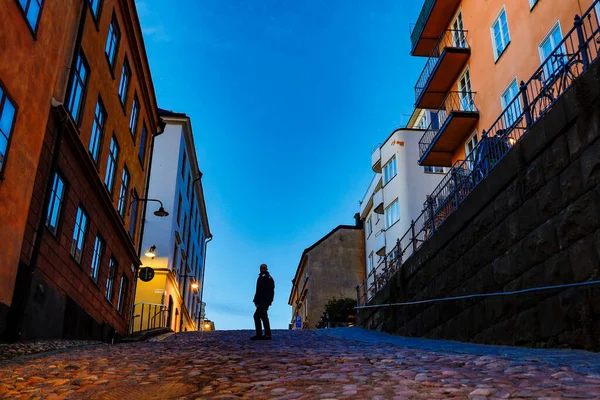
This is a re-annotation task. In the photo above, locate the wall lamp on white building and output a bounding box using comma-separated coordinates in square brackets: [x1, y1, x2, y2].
[128, 195, 169, 217]
[144, 245, 157, 258]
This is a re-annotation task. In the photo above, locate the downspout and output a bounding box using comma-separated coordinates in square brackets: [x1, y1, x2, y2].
[199, 235, 212, 329]
[5, 0, 88, 342]
[128, 119, 164, 336]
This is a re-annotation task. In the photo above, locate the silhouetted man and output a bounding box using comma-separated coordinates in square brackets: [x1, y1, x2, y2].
[251, 263, 275, 340]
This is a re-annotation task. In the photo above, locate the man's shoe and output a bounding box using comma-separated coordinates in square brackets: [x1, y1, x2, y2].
[262, 335, 272, 340]
[250, 335, 263, 340]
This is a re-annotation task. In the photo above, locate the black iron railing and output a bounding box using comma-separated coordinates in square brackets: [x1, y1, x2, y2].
[129, 302, 169, 334]
[357, 3, 600, 307]
[415, 29, 470, 102]
[418, 90, 478, 161]
[410, 0, 437, 52]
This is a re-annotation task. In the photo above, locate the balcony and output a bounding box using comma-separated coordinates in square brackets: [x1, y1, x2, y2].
[418, 91, 480, 166]
[414, 29, 471, 110]
[373, 189, 384, 214]
[410, 0, 462, 57]
[374, 230, 386, 256]
[371, 145, 382, 173]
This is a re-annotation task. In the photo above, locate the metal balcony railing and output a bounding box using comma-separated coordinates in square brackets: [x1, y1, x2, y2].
[418, 90, 478, 160]
[410, 0, 436, 51]
[357, 1, 600, 307]
[415, 29, 470, 103]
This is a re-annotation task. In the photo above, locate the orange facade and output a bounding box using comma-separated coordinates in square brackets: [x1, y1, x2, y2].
[0, 0, 80, 307]
[411, 0, 598, 166]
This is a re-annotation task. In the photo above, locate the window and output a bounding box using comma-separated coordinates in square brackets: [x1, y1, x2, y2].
[177, 193, 182, 225]
[183, 213, 188, 242]
[383, 156, 397, 184]
[89, 98, 106, 164]
[451, 11, 466, 48]
[181, 151, 187, 178]
[117, 166, 129, 217]
[46, 173, 65, 234]
[529, 0, 539, 9]
[138, 124, 148, 165]
[106, 257, 117, 301]
[89, 0, 101, 19]
[105, 15, 120, 68]
[66, 52, 89, 124]
[71, 206, 89, 263]
[596, 3, 600, 25]
[539, 22, 564, 79]
[367, 216, 372, 236]
[501, 79, 522, 127]
[425, 166, 444, 173]
[118, 59, 130, 105]
[0, 84, 17, 176]
[117, 274, 129, 314]
[17, 0, 43, 32]
[465, 131, 479, 169]
[368, 253, 374, 273]
[458, 69, 475, 111]
[104, 136, 119, 194]
[172, 244, 179, 271]
[129, 95, 139, 137]
[385, 199, 399, 229]
[128, 189, 138, 238]
[491, 8, 510, 60]
[90, 235, 104, 281]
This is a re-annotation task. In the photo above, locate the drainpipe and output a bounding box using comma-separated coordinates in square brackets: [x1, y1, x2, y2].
[199, 235, 213, 329]
[5, 0, 88, 342]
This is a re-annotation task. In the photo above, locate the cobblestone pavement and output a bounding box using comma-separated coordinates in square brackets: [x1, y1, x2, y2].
[1, 329, 600, 399]
[0, 340, 105, 362]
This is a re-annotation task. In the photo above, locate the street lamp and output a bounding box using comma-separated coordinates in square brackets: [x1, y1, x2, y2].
[144, 245, 156, 258]
[128, 195, 169, 217]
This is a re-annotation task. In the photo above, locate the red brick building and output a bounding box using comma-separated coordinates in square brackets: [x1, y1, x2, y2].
[1, 0, 163, 341]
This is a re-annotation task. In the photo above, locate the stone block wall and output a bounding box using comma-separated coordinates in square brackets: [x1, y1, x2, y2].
[359, 61, 600, 350]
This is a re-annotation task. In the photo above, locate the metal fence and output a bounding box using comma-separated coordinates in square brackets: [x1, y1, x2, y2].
[129, 302, 169, 334]
[415, 29, 471, 102]
[357, 3, 600, 307]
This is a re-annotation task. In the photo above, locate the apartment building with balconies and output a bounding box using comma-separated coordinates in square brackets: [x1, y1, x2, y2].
[133, 109, 212, 333]
[359, 128, 444, 300]
[2, 0, 164, 341]
[410, 0, 599, 167]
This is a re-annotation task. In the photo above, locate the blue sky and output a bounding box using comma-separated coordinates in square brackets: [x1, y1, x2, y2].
[136, 0, 426, 330]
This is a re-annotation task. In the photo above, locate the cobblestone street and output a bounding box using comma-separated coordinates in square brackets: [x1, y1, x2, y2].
[1, 328, 600, 399]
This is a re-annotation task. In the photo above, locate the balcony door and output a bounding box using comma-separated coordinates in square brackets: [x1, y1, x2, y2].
[452, 11, 466, 48]
[458, 69, 475, 111]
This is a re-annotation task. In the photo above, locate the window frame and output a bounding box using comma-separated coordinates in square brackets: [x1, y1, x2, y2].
[367, 216, 373, 237]
[383, 155, 397, 185]
[104, 135, 119, 195]
[105, 13, 121, 72]
[501, 77, 522, 127]
[529, 0, 539, 10]
[88, 0, 103, 25]
[424, 166, 445, 174]
[66, 51, 90, 126]
[0, 81, 18, 180]
[117, 165, 130, 218]
[538, 21, 565, 79]
[491, 6, 511, 61]
[90, 234, 104, 282]
[106, 257, 117, 302]
[138, 123, 148, 167]
[384, 199, 400, 229]
[129, 94, 140, 139]
[177, 193, 182, 225]
[15, 0, 44, 37]
[118, 58, 131, 108]
[71, 206, 89, 264]
[117, 274, 129, 314]
[128, 188, 138, 239]
[88, 96, 107, 166]
[46, 172, 66, 236]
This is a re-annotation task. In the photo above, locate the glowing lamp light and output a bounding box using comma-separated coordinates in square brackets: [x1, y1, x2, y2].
[191, 282, 199, 290]
[508, 137, 517, 146]
[144, 245, 156, 258]
[204, 323, 210, 330]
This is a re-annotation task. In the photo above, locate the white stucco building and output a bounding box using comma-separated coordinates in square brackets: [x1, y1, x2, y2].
[359, 126, 444, 300]
[134, 109, 212, 332]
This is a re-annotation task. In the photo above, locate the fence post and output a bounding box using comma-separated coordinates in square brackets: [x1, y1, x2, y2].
[520, 80, 532, 128]
[574, 15, 590, 71]
[396, 238, 401, 264]
[428, 197, 436, 234]
[356, 285, 360, 307]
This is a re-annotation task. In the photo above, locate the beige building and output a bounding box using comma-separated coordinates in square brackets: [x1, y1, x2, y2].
[288, 221, 365, 329]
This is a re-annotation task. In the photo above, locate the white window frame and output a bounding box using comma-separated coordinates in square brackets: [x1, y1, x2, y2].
[368, 252, 374, 274]
[491, 7, 511, 60]
[465, 130, 479, 168]
[538, 21, 564, 79]
[384, 199, 399, 229]
[424, 166, 445, 174]
[529, 0, 539, 9]
[501, 77, 522, 127]
[367, 216, 373, 236]
[383, 156, 397, 185]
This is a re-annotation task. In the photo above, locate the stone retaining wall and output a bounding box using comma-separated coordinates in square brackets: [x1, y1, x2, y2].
[358, 61, 600, 350]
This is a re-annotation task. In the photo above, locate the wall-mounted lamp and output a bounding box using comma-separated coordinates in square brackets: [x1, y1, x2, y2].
[144, 245, 157, 258]
[128, 195, 169, 217]
[191, 282, 199, 290]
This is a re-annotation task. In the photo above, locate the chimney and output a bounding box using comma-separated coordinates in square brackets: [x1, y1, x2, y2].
[354, 213, 363, 229]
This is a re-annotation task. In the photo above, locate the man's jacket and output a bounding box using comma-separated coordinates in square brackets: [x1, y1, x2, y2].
[253, 272, 275, 306]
